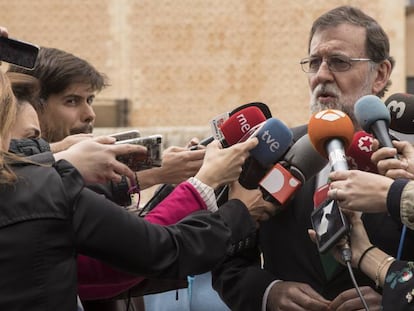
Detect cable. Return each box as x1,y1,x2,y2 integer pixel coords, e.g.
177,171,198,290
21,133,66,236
125,289,131,311
341,240,370,311
345,260,370,311
396,224,407,260
215,185,228,207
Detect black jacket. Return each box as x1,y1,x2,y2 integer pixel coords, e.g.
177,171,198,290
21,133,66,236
212,125,414,311
0,160,256,311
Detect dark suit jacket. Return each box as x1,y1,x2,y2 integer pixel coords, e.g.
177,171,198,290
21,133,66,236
212,125,414,311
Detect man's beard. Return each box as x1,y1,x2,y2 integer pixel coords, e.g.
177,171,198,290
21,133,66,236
42,123,93,143
70,124,94,135
309,81,372,129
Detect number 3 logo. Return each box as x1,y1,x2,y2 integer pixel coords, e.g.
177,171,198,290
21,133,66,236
386,100,406,119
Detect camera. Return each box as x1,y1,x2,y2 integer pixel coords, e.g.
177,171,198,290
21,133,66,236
115,135,162,171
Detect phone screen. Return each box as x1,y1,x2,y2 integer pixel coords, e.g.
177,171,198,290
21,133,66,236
0,37,39,69
310,198,349,254
115,135,162,171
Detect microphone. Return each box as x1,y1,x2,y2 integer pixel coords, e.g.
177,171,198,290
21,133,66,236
142,105,269,214
308,109,353,256
259,134,328,205
189,136,215,150
354,95,394,150
210,102,272,142
383,93,414,143
345,131,377,173
238,118,293,189
219,106,266,147
308,109,354,171
384,93,414,134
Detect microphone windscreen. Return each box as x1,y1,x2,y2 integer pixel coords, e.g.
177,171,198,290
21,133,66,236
283,134,329,183
354,95,390,133
384,93,414,134
345,131,377,173
308,109,354,158
220,106,266,146
249,117,293,167
230,102,273,119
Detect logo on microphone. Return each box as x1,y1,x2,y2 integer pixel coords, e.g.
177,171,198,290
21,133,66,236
314,109,347,122
357,135,373,153
237,122,265,143
386,99,406,119
236,113,252,133
259,130,281,152
260,164,301,204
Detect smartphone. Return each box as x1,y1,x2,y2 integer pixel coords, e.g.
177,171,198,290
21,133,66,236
0,37,39,69
115,134,162,171
310,198,350,254
109,129,140,141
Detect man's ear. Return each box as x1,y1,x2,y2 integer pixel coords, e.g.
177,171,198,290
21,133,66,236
372,59,392,95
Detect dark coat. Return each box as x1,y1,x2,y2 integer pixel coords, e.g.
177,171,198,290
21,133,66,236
0,160,256,311
212,125,414,311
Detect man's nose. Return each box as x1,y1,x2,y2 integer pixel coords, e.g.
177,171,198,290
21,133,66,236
82,103,96,123
313,60,334,84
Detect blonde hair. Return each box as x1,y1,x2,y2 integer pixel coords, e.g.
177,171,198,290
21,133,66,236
0,71,19,184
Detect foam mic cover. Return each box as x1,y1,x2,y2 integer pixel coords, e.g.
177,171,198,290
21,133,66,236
354,95,393,149
308,109,354,158
220,106,266,147
384,93,414,134
282,134,329,183
239,118,293,189
249,118,293,167
345,131,377,173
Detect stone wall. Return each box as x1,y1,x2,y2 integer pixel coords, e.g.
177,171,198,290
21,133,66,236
0,0,406,143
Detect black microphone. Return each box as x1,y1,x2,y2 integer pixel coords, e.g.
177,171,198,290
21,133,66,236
384,93,414,134
259,134,328,205
383,93,414,143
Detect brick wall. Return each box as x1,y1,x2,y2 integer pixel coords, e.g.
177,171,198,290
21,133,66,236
0,0,405,142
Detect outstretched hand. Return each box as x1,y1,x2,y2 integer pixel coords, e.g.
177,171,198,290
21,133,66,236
328,170,392,213
195,138,258,189
371,139,414,179
308,211,371,268
55,136,147,184
228,181,278,224
50,133,94,153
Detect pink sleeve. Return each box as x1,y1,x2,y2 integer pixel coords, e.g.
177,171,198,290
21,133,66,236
145,181,207,225
78,181,206,300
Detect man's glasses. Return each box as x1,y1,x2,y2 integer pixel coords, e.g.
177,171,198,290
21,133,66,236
300,55,372,73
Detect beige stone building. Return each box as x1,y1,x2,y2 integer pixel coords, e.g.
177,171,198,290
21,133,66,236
0,0,408,145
